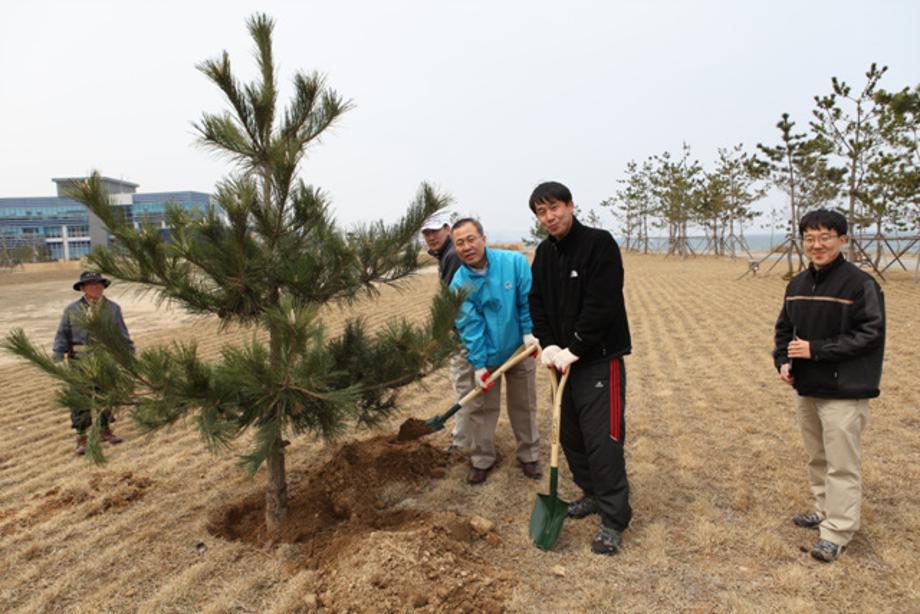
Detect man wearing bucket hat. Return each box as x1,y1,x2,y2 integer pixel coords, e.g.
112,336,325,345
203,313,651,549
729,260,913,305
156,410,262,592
421,208,471,453
53,271,135,455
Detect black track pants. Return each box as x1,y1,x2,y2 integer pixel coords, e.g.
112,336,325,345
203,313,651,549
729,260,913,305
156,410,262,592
560,356,632,531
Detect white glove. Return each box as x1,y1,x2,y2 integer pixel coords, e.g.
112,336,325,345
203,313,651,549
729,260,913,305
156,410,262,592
475,367,493,391
552,348,580,373
522,333,540,356
540,345,561,368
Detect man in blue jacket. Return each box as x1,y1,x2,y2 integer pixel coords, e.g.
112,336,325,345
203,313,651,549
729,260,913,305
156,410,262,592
449,218,540,485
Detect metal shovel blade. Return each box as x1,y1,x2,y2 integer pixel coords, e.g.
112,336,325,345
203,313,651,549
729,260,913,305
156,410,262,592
529,469,568,551
424,402,460,432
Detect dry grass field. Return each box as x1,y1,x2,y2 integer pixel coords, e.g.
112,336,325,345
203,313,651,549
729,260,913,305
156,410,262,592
1,254,918,613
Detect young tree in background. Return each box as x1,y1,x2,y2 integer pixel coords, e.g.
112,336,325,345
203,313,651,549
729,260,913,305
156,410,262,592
522,217,548,246
649,144,703,258
756,113,845,275
694,170,729,256
3,14,461,536
859,84,920,266
715,144,767,257
603,160,654,253
811,63,888,260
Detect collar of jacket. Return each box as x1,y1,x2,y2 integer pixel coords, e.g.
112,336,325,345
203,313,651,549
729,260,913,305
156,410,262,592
548,217,584,251
428,234,454,260
807,252,846,283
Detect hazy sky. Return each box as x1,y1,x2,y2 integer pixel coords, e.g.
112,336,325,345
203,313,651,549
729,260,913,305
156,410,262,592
2,1,918,241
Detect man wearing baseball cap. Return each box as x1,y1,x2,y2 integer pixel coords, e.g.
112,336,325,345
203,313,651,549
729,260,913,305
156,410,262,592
421,208,470,452
53,271,135,455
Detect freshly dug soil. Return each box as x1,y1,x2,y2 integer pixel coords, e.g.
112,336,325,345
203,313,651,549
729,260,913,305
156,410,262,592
396,417,435,441
206,433,515,611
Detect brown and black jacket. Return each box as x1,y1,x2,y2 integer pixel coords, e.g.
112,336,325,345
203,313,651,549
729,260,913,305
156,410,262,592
773,254,885,399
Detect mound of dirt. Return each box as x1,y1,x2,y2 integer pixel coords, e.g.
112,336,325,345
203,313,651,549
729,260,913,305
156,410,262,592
207,433,515,611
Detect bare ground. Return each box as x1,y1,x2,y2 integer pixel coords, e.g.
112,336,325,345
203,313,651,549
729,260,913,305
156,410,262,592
0,255,918,613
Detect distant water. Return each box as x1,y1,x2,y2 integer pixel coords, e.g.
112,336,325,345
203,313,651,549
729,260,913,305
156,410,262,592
610,234,780,252
609,233,919,254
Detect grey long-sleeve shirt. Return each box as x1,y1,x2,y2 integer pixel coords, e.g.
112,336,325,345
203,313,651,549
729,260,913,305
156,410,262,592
52,297,134,359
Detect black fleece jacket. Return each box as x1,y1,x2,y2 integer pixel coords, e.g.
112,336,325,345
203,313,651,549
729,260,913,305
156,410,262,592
529,218,631,364
773,254,885,399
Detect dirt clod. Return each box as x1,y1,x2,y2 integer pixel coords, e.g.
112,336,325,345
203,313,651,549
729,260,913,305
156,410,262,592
396,417,434,441
470,515,495,536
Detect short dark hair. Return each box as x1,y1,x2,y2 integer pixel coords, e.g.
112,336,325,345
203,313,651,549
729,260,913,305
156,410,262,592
528,181,573,213
799,209,847,237
451,217,484,236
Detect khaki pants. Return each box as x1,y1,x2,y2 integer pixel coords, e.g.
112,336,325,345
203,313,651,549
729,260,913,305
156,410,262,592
447,351,474,449
453,354,539,470
795,395,870,546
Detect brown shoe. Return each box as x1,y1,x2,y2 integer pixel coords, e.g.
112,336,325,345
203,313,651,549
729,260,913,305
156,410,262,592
521,461,542,480
467,465,493,485
75,435,88,456
101,428,123,445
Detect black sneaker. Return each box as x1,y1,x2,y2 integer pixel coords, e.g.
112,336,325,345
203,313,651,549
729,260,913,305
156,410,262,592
793,511,823,529
591,524,622,555
811,539,845,562
567,496,600,519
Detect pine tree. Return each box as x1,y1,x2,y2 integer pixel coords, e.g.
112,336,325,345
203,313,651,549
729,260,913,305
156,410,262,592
713,144,767,257
649,144,703,258
3,14,462,536
755,113,845,275
860,84,920,266
603,160,654,253
811,63,888,260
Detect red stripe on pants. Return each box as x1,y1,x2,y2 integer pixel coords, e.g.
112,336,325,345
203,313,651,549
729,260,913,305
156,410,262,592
610,359,621,442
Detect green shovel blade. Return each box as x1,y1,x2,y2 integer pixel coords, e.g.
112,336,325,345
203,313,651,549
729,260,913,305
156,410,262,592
529,467,568,550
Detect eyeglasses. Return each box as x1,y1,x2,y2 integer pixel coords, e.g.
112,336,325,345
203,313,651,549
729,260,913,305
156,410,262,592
803,233,840,246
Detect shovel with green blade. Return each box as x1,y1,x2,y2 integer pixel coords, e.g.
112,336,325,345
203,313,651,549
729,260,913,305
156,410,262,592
424,343,537,432
529,367,569,550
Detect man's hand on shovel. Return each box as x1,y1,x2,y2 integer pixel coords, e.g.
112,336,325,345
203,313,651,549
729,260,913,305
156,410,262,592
552,348,579,373
540,345,561,367
523,333,541,358
475,368,494,391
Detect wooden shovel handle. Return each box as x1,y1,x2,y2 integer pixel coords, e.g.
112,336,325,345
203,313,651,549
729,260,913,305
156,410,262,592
549,369,569,470
456,343,538,406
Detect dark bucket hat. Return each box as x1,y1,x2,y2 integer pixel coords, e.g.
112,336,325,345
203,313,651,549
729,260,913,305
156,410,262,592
73,271,111,291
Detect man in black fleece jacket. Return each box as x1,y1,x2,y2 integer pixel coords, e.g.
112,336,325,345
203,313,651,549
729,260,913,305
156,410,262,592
528,181,632,555
773,209,885,563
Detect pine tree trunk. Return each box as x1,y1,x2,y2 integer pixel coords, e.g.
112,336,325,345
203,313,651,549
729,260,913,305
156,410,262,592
848,159,858,261
265,445,287,537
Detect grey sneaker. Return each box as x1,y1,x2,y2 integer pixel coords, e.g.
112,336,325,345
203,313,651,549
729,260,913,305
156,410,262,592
568,496,600,519
591,524,622,555
793,511,823,529
811,539,845,562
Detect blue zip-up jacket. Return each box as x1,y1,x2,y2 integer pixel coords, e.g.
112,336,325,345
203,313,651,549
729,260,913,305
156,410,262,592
449,248,533,369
